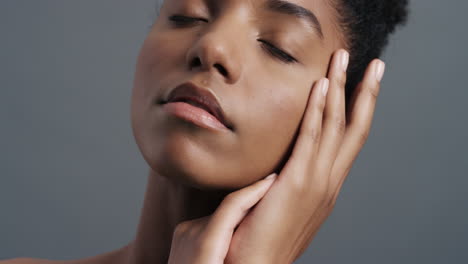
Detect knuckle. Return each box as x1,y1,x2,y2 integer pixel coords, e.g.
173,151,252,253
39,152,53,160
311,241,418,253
334,72,347,88
309,128,321,144
303,124,321,144
315,95,326,110
367,83,380,100
333,115,346,134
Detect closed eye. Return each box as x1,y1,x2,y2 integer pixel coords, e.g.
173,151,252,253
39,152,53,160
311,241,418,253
168,15,208,27
258,39,297,64
168,15,298,64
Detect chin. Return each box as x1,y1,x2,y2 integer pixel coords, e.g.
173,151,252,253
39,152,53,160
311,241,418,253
131,101,267,191
135,128,240,191
153,156,240,192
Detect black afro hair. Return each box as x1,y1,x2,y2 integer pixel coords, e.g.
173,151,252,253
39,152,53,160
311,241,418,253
333,0,409,104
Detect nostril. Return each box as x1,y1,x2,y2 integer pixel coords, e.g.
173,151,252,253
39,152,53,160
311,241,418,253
214,63,228,77
190,57,202,69
189,57,228,78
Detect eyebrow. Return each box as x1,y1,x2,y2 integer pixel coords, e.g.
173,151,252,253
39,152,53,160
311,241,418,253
264,0,324,40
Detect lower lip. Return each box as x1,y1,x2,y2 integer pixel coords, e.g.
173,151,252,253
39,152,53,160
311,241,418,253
161,102,230,132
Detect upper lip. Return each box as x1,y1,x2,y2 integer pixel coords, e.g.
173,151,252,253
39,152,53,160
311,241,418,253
161,82,232,130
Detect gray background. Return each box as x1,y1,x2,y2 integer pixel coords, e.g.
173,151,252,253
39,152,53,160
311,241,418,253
1,1,467,263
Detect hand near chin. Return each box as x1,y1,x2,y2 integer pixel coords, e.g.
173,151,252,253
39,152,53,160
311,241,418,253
167,172,278,264
167,49,385,264
224,49,386,264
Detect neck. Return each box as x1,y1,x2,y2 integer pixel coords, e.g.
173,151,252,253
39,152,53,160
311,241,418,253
124,168,230,264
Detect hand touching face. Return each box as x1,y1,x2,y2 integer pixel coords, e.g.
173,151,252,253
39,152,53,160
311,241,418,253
224,50,386,264
131,0,346,190
166,49,386,264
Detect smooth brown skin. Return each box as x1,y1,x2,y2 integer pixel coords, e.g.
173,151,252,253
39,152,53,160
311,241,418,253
131,0,344,191
1,0,386,263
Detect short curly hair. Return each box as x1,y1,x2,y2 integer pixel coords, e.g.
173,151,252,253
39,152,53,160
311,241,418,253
333,0,409,104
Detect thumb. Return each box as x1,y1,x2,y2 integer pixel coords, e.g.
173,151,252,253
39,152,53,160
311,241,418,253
203,173,277,253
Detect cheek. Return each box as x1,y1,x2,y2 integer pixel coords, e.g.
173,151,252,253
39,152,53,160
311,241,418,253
130,32,186,170
235,72,311,178
134,32,183,91
131,30,188,131
129,24,321,189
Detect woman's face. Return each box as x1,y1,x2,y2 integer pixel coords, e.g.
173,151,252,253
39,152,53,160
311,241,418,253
131,0,344,190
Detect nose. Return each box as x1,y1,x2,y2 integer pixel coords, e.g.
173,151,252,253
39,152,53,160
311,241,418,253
185,24,242,84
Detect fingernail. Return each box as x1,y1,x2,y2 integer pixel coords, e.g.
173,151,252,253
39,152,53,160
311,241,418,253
375,60,385,82
265,173,277,180
341,50,349,72
321,78,330,97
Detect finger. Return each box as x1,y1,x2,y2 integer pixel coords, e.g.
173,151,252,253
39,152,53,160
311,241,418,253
204,173,278,245
329,59,385,193
316,49,349,174
282,78,329,176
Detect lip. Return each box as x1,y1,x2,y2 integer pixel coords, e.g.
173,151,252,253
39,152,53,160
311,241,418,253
160,82,233,131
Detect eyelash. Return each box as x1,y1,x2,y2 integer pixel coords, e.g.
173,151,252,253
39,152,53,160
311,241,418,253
168,15,298,64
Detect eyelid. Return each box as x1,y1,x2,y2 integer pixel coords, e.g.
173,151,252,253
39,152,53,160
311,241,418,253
168,14,208,24
168,14,298,64
258,39,297,63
